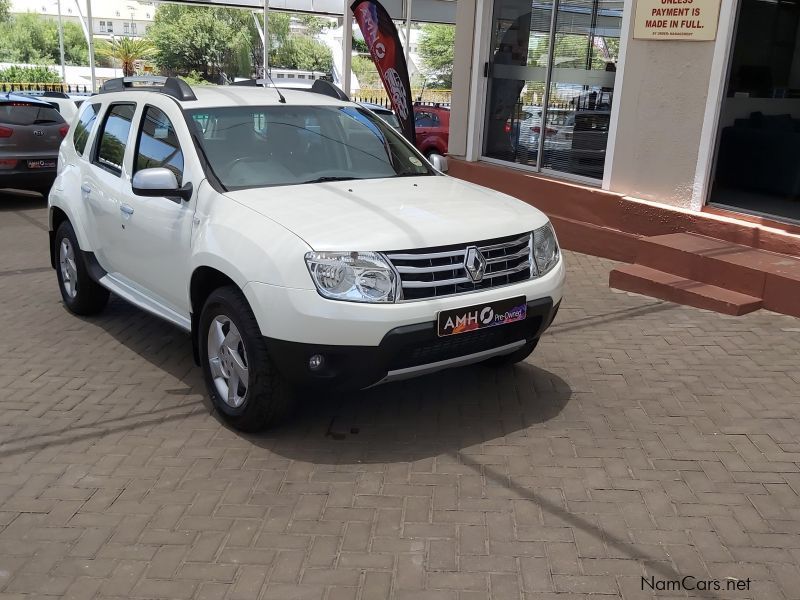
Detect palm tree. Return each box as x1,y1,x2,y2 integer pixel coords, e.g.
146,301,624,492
96,37,157,77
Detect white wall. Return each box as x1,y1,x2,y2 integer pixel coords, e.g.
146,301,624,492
605,30,718,209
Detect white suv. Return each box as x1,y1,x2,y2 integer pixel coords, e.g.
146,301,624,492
48,76,565,431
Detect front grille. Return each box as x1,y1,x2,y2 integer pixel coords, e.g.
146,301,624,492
386,233,534,301
386,316,542,371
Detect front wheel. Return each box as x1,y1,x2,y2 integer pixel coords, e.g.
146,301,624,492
55,221,109,315
483,339,539,367
199,286,296,432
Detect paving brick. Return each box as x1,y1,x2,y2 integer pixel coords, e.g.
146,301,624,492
3,206,800,600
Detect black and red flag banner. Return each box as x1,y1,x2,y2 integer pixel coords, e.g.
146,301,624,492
351,0,416,145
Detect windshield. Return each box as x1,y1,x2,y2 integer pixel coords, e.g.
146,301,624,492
187,105,433,190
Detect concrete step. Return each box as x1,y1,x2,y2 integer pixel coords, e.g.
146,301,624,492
609,264,763,316
633,233,800,317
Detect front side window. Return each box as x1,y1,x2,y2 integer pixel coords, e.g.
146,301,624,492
187,105,433,190
134,105,184,184
73,103,100,156
95,103,135,175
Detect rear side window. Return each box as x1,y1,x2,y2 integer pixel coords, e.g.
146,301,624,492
0,103,64,126
95,103,135,175
134,106,184,184
73,103,100,156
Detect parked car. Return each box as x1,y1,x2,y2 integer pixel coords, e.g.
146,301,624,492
18,91,78,123
567,110,611,179
49,76,565,432
359,101,401,130
414,103,449,158
1,92,69,196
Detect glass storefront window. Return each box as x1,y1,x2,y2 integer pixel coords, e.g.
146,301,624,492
483,0,623,181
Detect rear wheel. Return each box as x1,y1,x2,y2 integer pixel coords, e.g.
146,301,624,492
483,339,539,367
55,221,109,315
199,286,296,432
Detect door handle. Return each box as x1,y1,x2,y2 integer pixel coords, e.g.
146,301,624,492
80,183,92,194
120,204,134,215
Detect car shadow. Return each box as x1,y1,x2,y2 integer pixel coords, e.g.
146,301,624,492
252,360,572,464
43,294,572,466
0,189,47,210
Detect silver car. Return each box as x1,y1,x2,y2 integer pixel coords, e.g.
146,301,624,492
0,93,68,196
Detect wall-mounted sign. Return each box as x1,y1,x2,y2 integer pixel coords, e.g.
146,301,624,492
634,0,721,41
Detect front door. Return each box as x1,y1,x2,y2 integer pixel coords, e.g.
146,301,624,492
117,104,195,315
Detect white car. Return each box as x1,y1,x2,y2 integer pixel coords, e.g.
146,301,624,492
48,76,565,431
19,91,78,123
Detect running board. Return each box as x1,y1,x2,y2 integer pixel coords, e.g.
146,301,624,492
99,274,191,332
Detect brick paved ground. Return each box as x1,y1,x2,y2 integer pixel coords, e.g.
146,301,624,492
1,192,800,600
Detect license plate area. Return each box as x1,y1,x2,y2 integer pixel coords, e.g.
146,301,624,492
27,159,56,169
437,296,527,337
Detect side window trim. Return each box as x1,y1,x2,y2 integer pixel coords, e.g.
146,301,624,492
92,101,136,177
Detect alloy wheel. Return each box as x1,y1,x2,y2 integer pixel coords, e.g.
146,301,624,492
59,238,78,299
207,315,250,408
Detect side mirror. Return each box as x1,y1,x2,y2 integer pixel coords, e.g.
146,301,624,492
132,167,192,202
430,154,448,173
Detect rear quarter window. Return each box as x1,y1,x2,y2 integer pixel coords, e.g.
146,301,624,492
73,103,100,156
0,103,65,126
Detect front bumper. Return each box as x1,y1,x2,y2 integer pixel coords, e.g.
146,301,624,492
266,297,560,391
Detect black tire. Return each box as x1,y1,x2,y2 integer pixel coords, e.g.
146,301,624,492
483,338,539,367
55,220,109,315
199,286,296,432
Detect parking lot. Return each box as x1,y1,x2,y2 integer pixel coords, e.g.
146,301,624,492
1,193,800,599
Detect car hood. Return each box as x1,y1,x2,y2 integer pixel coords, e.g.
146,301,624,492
223,176,549,251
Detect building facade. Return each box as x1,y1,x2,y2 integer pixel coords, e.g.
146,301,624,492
11,0,155,39
448,0,800,226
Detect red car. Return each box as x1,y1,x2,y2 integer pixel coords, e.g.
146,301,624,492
413,103,449,158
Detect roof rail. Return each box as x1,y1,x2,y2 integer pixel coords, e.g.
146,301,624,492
229,78,349,102
99,76,197,101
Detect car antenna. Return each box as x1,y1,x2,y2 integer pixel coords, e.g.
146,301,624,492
261,69,286,104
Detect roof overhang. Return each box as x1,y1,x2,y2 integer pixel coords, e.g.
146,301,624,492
166,0,456,24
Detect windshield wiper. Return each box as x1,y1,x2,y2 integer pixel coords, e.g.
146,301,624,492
302,176,359,184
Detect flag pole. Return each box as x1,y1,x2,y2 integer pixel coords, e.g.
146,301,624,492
56,0,66,84
342,0,352,95
86,0,96,92
404,0,412,64
262,0,269,87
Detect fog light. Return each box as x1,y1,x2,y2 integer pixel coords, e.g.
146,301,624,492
308,354,324,371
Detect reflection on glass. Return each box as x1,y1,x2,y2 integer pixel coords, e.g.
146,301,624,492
483,0,622,181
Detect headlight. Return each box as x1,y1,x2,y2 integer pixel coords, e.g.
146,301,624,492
533,222,559,276
305,251,398,303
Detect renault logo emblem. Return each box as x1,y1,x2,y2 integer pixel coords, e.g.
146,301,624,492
464,246,487,282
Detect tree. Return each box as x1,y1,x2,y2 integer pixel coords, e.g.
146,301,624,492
351,55,380,88
0,65,61,83
418,24,455,88
0,13,87,65
96,37,156,76
272,36,332,72
147,4,255,80
0,0,10,23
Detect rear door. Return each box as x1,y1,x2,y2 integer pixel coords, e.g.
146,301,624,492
83,102,137,274
0,101,66,169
